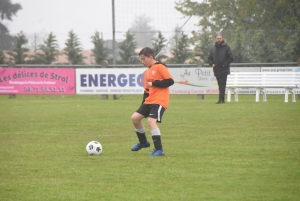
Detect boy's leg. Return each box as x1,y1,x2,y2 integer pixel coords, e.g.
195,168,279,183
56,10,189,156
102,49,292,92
135,127,147,144
131,112,150,151
132,112,147,143
148,117,165,156
151,127,162,150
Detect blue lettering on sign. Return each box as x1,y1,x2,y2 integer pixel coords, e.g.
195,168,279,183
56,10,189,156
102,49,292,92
137,74,143,87
80,73,144,87
129,74,135,86
100,74,106,86
89,74,98,86
108,74,116,86
118,74,127,87
81,74,87,87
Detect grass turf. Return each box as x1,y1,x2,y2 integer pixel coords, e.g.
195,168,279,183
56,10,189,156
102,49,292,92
0,94,299,201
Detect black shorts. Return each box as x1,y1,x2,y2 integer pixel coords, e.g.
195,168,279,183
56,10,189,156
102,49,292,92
136,104,166,123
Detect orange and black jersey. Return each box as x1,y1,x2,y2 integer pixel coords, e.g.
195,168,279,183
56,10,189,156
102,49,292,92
142,62,174,109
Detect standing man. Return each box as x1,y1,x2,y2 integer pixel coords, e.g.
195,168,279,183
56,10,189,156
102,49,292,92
208,34,233,104
131,47,174,156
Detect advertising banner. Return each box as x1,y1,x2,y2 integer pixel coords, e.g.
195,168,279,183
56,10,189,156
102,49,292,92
76,67,260,95
2,67,297,95
76,68,145,94
170,67,260,94
261,66,300,73
76,68,217,95
261,67,300,94
169,68,217,94
0,68,75,94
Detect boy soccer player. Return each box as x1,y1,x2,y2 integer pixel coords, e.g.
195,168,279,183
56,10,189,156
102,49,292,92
131,47,174,156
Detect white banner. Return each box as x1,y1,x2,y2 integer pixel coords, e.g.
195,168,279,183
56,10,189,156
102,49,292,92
170,68,217,94
76,68,220,94
76,68,145,94
261,67,300,72
170,67,262,94
76,68,220,95
261,67,300,94
75,67,299,94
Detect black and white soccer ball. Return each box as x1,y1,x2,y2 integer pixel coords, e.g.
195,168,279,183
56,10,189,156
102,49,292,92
86,141,102,155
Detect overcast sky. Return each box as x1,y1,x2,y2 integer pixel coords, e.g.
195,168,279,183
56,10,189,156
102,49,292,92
7,0,201,50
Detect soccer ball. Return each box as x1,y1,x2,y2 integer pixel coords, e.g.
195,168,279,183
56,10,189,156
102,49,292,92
86,141,102,155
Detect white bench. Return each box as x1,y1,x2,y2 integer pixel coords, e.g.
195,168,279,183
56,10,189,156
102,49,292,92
226,72,300,102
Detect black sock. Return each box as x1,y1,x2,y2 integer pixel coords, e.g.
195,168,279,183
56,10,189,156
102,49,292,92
136,132,147,144
152,135,163,150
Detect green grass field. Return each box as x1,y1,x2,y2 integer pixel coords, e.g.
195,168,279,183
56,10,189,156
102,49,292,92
0,94,299,201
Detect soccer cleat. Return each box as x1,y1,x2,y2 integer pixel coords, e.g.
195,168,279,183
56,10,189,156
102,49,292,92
149,149,165,156
131,141,150,151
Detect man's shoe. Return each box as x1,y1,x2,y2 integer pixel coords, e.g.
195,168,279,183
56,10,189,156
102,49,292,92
149,149,165,156
215,100,225,104
131,141,150,151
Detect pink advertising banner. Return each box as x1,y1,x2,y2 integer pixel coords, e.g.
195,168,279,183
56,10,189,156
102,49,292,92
0,68,75,94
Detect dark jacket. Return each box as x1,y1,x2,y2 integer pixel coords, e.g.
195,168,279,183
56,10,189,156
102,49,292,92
208,40,233,77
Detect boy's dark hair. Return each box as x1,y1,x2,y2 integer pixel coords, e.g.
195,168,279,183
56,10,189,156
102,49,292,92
139,47,155,59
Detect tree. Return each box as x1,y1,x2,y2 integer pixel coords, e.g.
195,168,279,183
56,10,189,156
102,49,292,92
168,32,191,64
63,30,84,65
254,0,300,30
190,31,214,63
26,32,48,51
7,31,28,64
175,0,300,62
168,25,183,52
129,15,156,48
0,49,6,64
250,32,283,62
175,0,300,32
151,31,168,62
117,30,138,64
28,32,60,64
284,27,300,61
91,31,109,64
230,31,251,63
0,0,22,50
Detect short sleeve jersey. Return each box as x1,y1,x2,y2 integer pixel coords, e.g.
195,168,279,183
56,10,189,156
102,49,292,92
144,63,173,109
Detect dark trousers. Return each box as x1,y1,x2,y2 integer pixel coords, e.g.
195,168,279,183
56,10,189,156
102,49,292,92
216,75,227,96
